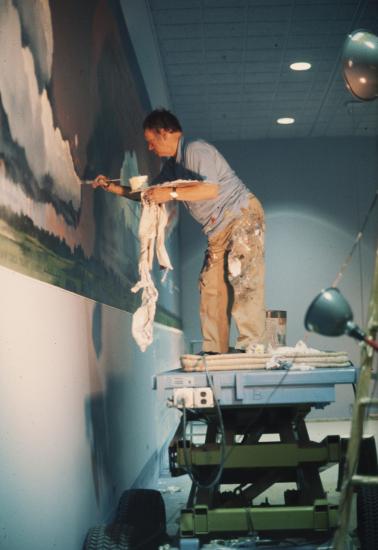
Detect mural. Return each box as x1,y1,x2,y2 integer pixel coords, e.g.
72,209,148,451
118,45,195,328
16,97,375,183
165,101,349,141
0,0,181,328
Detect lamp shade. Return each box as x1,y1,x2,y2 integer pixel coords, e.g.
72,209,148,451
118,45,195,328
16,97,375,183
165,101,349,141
304,287,353,336
342,30,378,101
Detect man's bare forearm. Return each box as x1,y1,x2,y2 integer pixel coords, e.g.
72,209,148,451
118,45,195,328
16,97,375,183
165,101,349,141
107,182,141,201
92,176,141,201
144,183,218,204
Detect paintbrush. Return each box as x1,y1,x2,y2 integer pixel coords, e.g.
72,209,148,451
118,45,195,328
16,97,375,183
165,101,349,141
81,178,122,185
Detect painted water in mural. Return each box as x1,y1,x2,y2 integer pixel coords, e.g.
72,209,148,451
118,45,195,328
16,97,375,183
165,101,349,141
0,0,181,328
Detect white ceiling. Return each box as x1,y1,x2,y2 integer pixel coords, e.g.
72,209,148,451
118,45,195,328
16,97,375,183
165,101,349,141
146,0,378,141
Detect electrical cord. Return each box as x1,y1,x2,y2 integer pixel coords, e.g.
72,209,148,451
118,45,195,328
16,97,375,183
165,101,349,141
332,189,377,288
180,351,298,492
181,354,294,491
181,354,227,489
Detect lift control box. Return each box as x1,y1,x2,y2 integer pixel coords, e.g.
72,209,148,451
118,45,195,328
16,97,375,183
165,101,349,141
173,387,214,408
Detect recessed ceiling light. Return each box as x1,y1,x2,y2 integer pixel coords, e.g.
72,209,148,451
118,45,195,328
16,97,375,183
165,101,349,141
277,117,295,125
290,62,311,71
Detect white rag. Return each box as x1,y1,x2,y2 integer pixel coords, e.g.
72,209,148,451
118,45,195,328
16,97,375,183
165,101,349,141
131,195,173,351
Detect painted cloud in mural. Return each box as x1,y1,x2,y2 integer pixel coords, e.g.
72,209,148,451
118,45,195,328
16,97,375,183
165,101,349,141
13,0,53,87
0,0,81,209
0,0,181,325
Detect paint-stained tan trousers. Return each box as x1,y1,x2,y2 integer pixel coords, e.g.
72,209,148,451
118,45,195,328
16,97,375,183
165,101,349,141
199,195,265,353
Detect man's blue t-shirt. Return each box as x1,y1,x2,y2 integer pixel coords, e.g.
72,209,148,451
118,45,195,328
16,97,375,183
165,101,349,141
152,136,252,237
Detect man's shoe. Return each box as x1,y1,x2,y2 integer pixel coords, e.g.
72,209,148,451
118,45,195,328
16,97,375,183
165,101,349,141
228,347,245,354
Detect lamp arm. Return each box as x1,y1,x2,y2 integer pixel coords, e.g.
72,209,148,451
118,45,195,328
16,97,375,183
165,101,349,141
345,321,378,350
345,321,366,341
364,337,378,351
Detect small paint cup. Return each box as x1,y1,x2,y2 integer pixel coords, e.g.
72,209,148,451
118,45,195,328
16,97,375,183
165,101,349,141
129,175,148,191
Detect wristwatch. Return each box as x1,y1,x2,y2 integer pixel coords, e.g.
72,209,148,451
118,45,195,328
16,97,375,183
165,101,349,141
170,187,178,199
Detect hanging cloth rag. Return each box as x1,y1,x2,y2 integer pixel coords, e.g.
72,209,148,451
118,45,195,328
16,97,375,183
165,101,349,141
131,194,173,351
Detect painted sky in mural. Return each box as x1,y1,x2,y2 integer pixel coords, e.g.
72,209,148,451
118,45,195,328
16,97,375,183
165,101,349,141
0,0,180,327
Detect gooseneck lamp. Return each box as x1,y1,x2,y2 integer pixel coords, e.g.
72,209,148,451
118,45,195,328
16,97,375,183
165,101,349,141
304,287,378,351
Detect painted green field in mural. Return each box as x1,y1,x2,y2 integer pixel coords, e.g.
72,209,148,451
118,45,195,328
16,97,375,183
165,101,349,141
0,219,181,329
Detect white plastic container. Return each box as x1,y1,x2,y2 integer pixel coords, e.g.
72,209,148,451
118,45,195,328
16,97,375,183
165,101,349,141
266,310,287,348
129,175,148,191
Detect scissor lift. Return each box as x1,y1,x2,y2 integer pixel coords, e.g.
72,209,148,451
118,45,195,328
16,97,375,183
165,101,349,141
153,366,365,549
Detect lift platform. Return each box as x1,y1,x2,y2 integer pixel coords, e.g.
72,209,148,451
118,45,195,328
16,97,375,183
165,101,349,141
153,365,360,550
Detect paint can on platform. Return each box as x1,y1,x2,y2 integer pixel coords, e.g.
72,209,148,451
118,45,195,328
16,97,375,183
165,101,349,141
266,310,287,348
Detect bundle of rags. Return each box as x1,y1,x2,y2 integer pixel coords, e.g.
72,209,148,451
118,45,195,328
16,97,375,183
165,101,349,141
131,193,172,351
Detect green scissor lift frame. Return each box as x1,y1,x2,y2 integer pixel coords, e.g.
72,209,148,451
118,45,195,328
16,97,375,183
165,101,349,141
168,402,364,547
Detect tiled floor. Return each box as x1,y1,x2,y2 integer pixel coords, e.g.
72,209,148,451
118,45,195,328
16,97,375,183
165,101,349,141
157,418,378,549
